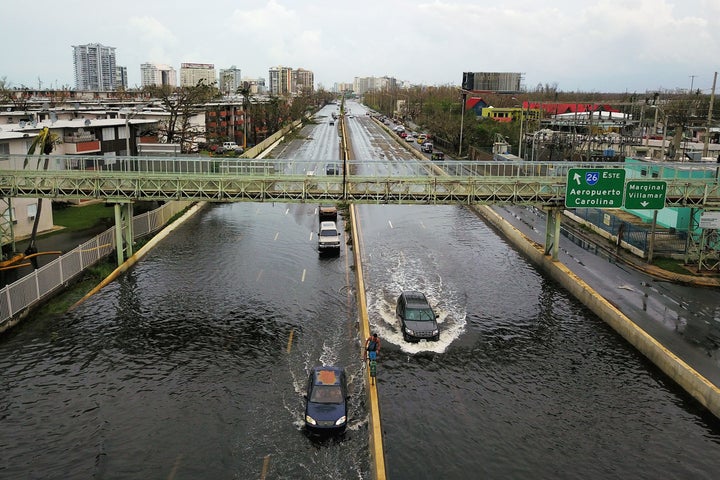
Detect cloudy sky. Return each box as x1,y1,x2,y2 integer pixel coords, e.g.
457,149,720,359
2,0,719,93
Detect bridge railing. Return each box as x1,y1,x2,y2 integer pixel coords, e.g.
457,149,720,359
0,201,192,330
4,154,720,181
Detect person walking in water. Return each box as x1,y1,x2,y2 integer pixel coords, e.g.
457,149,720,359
364,333,380,361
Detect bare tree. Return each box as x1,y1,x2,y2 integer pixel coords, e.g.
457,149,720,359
143,80,221,151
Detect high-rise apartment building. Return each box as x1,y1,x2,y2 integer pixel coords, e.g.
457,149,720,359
241,77,267,95
295,68,314,93
72,43,117,91
219,66,242,95
353,76,397,95
180,63,216,87
116,66,128,89
141,63,177,87
268,66,294,96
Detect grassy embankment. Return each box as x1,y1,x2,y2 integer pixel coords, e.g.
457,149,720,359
31,204,117,315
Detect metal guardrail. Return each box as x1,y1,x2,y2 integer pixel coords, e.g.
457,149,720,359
0,201,192,330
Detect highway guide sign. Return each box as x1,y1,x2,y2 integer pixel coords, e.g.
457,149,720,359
699,212,720,229
624,180,667,210
565,168,626,208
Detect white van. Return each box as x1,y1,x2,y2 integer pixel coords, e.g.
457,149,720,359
222,142,244,153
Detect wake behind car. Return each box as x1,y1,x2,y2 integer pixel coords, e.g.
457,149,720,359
304,366,349,435
396,291,440,342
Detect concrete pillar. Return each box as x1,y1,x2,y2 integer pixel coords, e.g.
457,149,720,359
113,202,134,265
544,207,562,260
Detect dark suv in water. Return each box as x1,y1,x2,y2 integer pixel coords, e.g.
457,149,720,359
396,291,440,342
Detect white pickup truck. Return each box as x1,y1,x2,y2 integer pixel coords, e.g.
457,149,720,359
318,220,341,254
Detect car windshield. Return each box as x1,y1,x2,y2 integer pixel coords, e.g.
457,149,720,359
310,385,344,404
405,307,435,321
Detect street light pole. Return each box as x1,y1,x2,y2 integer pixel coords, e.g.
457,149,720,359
125,115,131,156
459,91,467,157
518,104,524,159
703,71,717,158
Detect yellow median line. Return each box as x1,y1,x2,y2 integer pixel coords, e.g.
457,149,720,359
350,203,387,480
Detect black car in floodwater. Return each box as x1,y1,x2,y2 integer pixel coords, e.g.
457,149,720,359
304,366,349,435
396,291,440,342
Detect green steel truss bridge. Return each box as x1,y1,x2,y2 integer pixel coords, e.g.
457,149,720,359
2,155,719,205
1,155,719,267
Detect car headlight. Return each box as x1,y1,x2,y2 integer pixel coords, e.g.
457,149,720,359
433,329,439,335
335,415,347,426
305,415,317,426
405,327,415,335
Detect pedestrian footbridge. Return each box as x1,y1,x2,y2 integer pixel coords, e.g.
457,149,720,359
1,155,719,207
1,155,719,265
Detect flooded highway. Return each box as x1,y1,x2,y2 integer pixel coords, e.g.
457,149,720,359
1,102,719,479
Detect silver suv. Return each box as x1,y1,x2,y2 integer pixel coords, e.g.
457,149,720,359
396,291,440,342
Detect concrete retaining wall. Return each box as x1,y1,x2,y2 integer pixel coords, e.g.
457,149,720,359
473,204,720,419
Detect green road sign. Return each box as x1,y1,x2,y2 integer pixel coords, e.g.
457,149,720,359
624,180,667,210
565,168,626,208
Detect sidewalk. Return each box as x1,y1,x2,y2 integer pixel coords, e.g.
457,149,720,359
560,211,720,288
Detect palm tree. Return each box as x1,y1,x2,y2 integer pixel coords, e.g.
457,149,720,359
23,126,59,261
236,82,252,149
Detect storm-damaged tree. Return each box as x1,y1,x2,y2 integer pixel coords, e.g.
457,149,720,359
0,77,32,120
236,82,252,149
143,80,221,153
23,126,61,264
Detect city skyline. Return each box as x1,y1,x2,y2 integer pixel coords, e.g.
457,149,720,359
2,0,719,93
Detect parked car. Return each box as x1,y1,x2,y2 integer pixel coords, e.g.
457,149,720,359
304,366,349,435
396,291,440,342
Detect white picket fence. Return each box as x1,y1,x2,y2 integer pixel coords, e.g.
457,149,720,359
0,201,193,329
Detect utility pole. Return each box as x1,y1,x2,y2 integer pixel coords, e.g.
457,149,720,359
690,75,698,93
703,71,717,158
459,90,467,157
